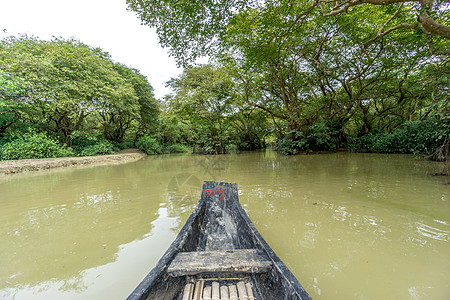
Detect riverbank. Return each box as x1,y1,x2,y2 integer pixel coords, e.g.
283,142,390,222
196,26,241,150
0,149,146,175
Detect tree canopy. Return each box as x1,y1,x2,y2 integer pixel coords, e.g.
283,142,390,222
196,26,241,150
1,3,448,161
127,0,449,65
127,0,449,160
0,36,158,158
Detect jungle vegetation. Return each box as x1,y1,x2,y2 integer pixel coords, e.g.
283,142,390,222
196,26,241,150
1,0,449,160
0,36,159,159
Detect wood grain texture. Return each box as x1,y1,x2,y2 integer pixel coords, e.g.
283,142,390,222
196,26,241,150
168,249,272,277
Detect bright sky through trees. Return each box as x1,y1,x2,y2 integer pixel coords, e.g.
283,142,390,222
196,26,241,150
0,0,181,99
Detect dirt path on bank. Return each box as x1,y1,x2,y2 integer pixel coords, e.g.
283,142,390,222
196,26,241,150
0,149,147,175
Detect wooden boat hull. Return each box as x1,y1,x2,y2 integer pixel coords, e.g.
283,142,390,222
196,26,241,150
127,181,311,300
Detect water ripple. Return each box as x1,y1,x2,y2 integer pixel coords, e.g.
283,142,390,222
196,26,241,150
416,222,449,242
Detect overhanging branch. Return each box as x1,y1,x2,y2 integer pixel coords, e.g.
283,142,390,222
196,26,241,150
319,0,450,39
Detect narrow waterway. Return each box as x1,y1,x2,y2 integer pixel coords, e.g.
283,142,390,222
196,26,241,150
0,151,449,299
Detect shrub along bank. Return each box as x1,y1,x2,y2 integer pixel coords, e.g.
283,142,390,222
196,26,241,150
273,119,448,160
348,119,447,157
0,130,120,160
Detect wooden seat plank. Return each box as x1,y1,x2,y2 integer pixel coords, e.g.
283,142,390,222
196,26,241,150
167,249,272,277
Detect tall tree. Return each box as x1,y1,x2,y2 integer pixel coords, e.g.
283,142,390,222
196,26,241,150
0,36,157,146
165,64,236,153
129,0,448,156
98,63,158,143
223,2,434,138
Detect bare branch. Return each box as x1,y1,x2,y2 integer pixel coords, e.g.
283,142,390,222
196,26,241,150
418,9,450,39
365,22,418,44
378,4,403,35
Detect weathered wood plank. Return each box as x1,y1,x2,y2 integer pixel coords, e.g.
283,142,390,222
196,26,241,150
236,281,248,300
203,286,212,300
212,281,220,300
182,283,194,300
198,182,239,251
229,285,238,300
193,280,204,300
220,285,230,300
167,249,272,277
245,282,255,300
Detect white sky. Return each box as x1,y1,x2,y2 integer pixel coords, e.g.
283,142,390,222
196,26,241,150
0,0,181,99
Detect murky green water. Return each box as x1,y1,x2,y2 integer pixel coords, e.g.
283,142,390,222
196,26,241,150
0,151,449,299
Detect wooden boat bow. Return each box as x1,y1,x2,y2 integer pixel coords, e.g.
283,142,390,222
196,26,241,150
127,181,312,300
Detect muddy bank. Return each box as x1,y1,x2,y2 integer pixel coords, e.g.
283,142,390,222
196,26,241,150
0,149,146,175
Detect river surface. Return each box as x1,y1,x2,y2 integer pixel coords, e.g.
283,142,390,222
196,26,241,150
0,151,449,300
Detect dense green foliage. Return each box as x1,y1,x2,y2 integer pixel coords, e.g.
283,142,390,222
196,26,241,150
0,130,73,160
136,135,191,155
161,64,270,154
1,3,449,162
136,135,165,155
73,139,118,157
128,0,449,161
0,36,159,160
0,70,29,136
127,0,450,65
348,120,446,154
275,124,337,155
